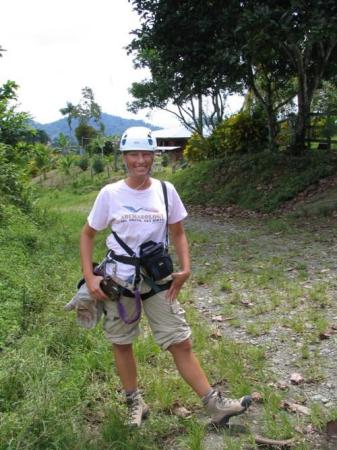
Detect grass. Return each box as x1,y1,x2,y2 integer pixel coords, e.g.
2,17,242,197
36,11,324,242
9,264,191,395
1,168,337,448
169,150,337,212
0,185,260,449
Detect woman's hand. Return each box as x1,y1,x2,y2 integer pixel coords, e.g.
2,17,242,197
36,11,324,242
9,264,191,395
86,275,108,301
166,270,190,302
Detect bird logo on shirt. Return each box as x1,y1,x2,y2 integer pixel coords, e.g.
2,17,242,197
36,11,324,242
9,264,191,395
123,206,159,213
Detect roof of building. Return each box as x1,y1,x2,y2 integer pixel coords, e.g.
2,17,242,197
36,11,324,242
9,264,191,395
156,146,181,151
152,126,192,139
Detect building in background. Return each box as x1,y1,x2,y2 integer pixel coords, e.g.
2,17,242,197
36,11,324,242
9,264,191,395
153,127,192,165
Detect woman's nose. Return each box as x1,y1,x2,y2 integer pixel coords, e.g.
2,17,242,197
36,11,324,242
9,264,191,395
136,153,145,162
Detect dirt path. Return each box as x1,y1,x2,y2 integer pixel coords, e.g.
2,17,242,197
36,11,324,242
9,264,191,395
184,211,337,449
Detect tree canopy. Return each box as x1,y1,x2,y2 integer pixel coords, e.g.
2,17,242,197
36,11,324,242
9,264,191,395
0,81,33,146
129,0,337,151
60,87,104,137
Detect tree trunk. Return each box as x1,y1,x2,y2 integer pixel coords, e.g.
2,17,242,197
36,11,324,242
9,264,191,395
198,93,203,137
293,83,315,154
266,108,278,152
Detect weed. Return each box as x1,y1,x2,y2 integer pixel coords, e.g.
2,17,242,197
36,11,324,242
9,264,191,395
308,283,330,307
300,343,310,360
219,273,232,292
265,218,291,233
246,321,271,336
184,420,206,450
193,268,214,285
310,402,328,431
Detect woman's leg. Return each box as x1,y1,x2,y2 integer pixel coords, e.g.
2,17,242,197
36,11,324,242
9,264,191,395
113,343,137,391
112,343,149,427
168,338,211,398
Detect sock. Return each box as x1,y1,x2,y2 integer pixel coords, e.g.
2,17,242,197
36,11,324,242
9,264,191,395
125,389,139,401
201,388,216,405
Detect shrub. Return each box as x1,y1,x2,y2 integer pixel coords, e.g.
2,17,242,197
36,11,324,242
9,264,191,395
209,112,268,156
92,157,105,174
0,144,31,212
183,133,211,162
77,156,89,172
161,153,169,167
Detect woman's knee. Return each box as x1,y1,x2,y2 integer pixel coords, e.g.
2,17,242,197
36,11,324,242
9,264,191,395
168,338,192,354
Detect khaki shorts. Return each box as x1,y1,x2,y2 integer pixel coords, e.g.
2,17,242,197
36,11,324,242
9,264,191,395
103,283,191,350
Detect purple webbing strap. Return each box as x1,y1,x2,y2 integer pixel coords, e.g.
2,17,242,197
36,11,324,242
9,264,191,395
117,288,142,324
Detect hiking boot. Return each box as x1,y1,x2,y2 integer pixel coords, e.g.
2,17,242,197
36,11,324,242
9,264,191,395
205,390,252,426
126,391,150,427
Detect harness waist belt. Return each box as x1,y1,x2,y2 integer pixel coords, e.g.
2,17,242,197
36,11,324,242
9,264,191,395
107,250,139,266
122,280,172,301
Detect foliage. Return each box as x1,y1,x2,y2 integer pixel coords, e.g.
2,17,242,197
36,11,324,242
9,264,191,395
54,132,71,153
75,123,98,149
0,144,31,212
0,80,34,145
129,0,337,151
183,133,212,162
92,156,105,174
312,81,337,115
31,143,53,180
24,128,50,145
209,112,269,156
161,153,169,167
60,87,104,149
168,150,337,212
77,155,90,171
60,87,102,130
57,154,76,176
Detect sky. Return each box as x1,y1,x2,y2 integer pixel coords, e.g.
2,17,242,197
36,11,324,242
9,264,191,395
0,0,242,129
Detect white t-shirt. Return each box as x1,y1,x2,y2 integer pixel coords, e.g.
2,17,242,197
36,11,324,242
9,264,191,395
87,178,187,280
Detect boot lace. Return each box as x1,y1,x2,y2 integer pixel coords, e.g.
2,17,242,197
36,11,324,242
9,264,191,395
215,392,238,407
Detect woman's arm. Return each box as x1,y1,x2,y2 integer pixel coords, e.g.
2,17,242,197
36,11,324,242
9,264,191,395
166,221,191,302
80,223,107,300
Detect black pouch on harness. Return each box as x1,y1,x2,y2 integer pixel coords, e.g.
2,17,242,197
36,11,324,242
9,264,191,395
139,240,173,281
93,262,121,302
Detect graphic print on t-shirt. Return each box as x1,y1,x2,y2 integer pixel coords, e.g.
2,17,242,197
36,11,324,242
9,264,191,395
118,205,164,224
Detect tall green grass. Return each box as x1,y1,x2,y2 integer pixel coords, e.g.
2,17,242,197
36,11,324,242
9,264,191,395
169,150,337,212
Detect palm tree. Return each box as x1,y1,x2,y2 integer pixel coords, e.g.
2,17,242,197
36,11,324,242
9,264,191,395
60,102,78,134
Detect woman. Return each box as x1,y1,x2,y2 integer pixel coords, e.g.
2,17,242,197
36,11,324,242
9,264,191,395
80,126,251,426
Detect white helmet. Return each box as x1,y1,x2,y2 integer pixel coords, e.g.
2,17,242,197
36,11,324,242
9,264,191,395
119,126,157,152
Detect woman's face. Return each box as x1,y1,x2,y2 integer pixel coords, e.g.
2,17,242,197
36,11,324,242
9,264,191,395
123,151,154,177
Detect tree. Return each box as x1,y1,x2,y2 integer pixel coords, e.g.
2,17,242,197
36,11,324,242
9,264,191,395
60,87,104,147
32,144,52,181
128,2,238,135
54,133,71,154
75,123,98,151
129,0,337,152
257,1,337,152
77,87,102,127
0,80,33,146
129,78,228,135
57,154,75,176
60,101,78,133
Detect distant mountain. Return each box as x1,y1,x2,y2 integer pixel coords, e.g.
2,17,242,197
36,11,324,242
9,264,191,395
31,113,159,141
